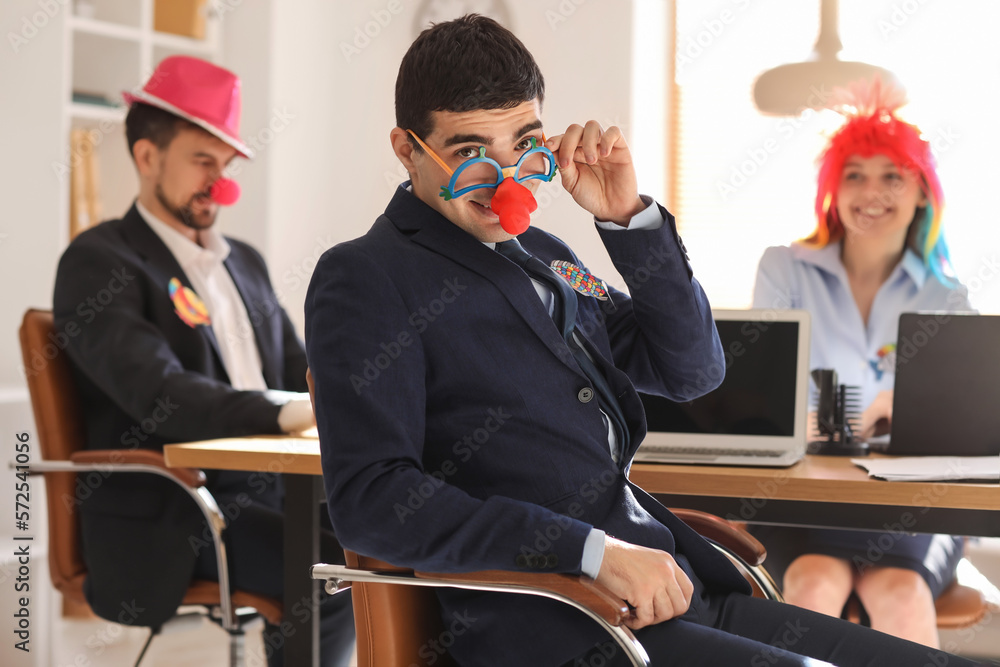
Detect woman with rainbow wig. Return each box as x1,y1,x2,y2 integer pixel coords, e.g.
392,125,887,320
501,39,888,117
751,79,973,648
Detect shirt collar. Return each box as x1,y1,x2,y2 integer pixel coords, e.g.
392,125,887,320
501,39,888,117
898,247,928,288
790,240,927,289
136,200,231,268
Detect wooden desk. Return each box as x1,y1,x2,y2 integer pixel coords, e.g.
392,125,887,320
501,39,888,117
630,456,1000,537
164,439,1000,665
165,434,325,667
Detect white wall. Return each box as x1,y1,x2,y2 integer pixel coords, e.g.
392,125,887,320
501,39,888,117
248,0,638,333
0,1,68,392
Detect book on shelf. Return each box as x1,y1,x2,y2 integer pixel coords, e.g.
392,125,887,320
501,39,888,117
71,91,120,108
154,0,208,40
69,128,103,239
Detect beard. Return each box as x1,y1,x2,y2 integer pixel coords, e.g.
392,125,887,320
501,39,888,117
155,183,217,231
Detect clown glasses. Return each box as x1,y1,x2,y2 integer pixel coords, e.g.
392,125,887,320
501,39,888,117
407,130,557,201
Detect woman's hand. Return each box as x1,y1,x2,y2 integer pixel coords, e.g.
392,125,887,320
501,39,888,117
860,390,893,439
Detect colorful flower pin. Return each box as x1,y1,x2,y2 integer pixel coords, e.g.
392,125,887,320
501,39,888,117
550,260,609,301
168,277,211,328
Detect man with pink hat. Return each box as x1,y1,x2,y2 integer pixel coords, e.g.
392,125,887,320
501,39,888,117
52,55,354,666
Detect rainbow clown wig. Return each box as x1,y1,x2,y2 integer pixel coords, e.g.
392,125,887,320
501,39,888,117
805,78,953,282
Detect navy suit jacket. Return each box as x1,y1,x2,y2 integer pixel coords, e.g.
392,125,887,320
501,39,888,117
305,186,749,665
53,205,307,627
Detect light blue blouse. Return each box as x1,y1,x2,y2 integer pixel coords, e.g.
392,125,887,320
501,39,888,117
752,242,973,411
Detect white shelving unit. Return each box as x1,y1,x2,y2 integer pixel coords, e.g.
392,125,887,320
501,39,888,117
63,0,222,233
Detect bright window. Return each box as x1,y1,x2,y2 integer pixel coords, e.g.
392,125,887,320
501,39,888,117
669,0,1000,313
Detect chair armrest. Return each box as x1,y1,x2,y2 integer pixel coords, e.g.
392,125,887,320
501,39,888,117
415,570,630,626
670,508,766,567
69,449,206,488
312,563,647,665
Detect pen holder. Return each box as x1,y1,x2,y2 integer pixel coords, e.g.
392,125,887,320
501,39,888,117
807,369,869,456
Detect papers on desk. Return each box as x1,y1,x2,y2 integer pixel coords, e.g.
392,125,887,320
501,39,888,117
852,456,1000,482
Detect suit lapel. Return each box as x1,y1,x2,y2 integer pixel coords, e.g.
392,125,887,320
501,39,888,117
120,205,225,364
224,249,280,388
386,187,585,375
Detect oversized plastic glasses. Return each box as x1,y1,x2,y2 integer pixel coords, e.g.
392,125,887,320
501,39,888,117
407,130,558,201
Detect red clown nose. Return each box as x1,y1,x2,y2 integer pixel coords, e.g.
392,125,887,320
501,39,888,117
210,177,241,206
490,178,537,235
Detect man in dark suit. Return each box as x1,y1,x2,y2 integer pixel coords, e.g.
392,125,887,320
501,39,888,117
52,56,353,667
305,16,982,667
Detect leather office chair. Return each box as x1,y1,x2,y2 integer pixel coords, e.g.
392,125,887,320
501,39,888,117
18,309,282,667
312,512,775,667
933,576,993,629
306,364,779,666
842,563,993,630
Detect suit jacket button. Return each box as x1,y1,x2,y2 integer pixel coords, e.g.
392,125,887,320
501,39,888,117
578,387,594,403
546,554,558,568
515,555,528,567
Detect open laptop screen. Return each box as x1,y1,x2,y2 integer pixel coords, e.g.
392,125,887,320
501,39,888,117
640,318,801,437
890,313,1000,456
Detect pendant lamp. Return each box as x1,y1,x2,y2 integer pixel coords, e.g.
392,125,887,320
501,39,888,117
752,0,903,116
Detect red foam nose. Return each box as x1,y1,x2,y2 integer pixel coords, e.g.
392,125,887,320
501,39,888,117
210,178,241,206
490,178,537,235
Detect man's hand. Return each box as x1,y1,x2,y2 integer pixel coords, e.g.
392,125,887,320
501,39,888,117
546,122,645,227
860,390,893,439
595,536,693,629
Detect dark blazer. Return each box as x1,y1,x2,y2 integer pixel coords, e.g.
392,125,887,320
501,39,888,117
305,185,750,666
53,204,307,627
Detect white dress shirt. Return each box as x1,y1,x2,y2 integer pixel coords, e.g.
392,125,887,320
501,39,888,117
753,242,973,409
137,201,313,432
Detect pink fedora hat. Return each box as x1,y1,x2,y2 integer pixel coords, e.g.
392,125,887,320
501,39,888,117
123,55,253,158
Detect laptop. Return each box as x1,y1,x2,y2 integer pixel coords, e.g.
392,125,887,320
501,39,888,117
633,309,811,467
888,313,1000,456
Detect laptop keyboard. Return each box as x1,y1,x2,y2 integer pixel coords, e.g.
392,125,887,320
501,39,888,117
640,445,788,458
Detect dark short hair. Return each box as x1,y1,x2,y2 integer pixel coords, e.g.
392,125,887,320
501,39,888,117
125,102,195,159
395,14,545,148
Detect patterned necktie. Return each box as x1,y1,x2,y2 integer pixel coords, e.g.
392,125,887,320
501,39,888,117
496,239,630,457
